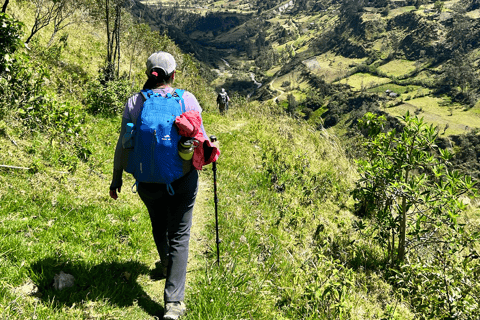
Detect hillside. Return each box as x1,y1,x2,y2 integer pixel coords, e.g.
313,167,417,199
133,0,480,178
1,0,480,319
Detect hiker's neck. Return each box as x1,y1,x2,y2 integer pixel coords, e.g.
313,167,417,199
155,83,171,89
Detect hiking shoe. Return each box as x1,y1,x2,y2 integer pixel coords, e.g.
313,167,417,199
164,301,186,320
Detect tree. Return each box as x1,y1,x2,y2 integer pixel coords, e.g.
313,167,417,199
442,51,479,107
103,0,123,81
46,0,80,47
287,93,297,114
26,0,76,44
339,0,365,23
353,112,476,265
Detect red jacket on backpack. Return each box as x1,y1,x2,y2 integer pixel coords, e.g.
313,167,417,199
175,111,220,170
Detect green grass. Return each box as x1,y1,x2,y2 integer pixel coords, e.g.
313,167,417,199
368,83,431,97
377,59,418,78
185,104,421,319
0,96,422,319
388,5,416,17
0,116,164,318
387,96,480,135
303,54,367,83
335,72,392,91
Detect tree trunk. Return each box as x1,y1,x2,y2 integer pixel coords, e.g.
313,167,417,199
2,0,9,13
398,195,406,262
398,168,410,263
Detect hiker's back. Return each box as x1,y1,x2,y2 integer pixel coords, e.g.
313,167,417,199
125,89,188,184
217,92,228,105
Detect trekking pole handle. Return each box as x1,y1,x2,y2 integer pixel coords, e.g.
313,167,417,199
210,135,217,143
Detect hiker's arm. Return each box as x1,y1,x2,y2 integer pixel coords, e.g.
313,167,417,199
110,117,128,199
200,117,209,141
183,91,209,139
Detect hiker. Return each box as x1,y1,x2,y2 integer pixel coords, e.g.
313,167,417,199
109,51,219,320
216,88,230,114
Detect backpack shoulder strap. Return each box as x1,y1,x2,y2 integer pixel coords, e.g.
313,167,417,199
140,89,154,101
173,88,186,113
138,89,154,124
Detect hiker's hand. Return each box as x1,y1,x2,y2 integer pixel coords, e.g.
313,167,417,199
110,187,121,200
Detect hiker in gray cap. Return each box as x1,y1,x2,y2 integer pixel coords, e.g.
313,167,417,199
109,51,210,320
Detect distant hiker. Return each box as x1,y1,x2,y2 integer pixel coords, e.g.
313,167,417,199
109,51,219,320
216,88,230,114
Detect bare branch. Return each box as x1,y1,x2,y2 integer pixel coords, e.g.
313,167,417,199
47,0,80,47
26,0,64,44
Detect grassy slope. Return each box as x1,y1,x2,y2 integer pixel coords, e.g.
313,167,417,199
186,105,416,320
1,95,420,319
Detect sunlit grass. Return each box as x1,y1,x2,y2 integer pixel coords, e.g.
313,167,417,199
377,59,418,78
387,96,480,135
388,5,416,17
335,72,391,90
303,53,367,83
466,8,480,18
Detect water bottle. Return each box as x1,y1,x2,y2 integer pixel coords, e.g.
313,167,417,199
122,123,135,149
178,138,195,161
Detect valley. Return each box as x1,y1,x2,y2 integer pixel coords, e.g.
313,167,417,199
134,0,480,140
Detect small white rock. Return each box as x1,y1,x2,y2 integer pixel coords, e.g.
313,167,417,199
53,271,75,291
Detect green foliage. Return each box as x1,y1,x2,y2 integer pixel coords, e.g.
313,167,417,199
434,0,444,13
301,256,355,319
391,253,480,320
0,21,90,172
84,79,133,116
0,173,158,319
353,111,479,319
354,111,476,263
0,12,24,73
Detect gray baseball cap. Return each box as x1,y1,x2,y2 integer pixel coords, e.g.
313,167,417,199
146,51,176,75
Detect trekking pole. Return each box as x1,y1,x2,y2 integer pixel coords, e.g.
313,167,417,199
210,135,221,265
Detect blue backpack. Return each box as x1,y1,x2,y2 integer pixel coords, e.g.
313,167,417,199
125,88,189,194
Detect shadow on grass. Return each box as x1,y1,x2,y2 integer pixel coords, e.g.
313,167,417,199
29,257,163,317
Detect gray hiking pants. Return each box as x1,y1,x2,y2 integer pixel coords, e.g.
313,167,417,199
137,169,198,303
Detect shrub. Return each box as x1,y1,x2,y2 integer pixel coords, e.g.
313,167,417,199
0,12,24,74
84,79,133,116
353,111,476,264
353,111,480,318
391,253,480,319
